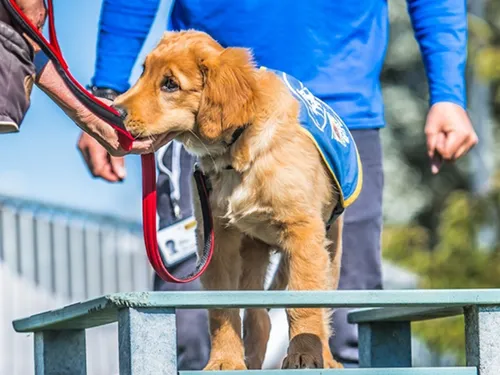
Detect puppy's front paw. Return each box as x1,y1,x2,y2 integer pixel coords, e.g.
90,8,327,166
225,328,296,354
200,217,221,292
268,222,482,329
282,353,323,369
323,347,344,368
204,359,247,371
324,358,344,369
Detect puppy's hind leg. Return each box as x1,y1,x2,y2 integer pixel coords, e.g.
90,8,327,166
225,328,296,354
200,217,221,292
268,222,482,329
239,236,272,369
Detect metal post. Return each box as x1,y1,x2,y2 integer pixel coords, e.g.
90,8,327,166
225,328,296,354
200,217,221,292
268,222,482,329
358,321,412,367
465,306,500,375
118,307,177,375
34,330,87,375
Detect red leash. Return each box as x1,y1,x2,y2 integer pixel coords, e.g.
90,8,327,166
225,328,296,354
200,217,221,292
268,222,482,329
3,0,214,283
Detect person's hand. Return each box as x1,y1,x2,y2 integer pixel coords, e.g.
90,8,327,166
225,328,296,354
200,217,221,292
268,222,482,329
77,128,176,182
34,61,153,155
74,101,154,157
76,106,175,157
77,130,176,182
424,102,478,174
77,132,126,182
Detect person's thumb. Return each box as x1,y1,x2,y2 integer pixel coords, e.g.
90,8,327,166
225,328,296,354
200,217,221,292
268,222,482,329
110,156,126,180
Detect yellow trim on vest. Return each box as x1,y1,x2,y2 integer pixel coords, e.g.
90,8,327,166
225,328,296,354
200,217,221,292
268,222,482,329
298,127,343,206
299,127,362,209
343,145,363,208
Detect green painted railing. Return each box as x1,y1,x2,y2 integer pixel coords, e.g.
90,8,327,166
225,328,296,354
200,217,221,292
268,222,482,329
13,289,500,375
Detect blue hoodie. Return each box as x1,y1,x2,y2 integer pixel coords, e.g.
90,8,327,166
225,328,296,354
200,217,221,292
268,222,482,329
92,0,467,130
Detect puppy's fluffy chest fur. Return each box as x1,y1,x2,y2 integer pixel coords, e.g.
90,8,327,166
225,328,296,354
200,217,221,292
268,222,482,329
204,167,281,246
192,115,336,247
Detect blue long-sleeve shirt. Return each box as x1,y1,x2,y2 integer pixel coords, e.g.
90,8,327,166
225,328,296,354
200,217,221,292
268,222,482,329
92,0,467,130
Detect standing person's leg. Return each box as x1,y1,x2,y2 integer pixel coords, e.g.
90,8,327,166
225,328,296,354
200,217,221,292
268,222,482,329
153,261,210,371
153,143,210,370
329,129,384,366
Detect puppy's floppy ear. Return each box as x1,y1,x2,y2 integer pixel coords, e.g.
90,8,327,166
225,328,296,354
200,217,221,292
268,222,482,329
197,48,257,141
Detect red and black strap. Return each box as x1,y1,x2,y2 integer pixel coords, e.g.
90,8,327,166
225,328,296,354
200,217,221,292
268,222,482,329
142,157,215,283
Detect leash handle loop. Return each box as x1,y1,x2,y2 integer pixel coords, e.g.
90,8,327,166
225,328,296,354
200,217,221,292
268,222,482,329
142,156,215,283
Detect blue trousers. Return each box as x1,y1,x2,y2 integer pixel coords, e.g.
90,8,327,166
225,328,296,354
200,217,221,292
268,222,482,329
329,129,384,365
154,128,383,368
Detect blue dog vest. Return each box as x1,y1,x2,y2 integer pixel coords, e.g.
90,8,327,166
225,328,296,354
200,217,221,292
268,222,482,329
261,67,363,213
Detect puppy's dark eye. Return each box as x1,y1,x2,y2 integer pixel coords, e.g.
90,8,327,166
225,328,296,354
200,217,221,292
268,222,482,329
161,77,179,92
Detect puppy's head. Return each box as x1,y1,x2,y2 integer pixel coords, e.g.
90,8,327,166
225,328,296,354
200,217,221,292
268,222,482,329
114,30,258,154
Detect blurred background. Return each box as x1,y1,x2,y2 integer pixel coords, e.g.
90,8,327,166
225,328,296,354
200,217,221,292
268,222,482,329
1,0,500,373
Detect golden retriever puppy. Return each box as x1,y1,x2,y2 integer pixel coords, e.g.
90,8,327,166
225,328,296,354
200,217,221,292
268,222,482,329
115,30,362,370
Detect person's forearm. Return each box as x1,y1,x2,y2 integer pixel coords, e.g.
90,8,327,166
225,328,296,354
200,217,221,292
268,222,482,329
92,0,161,93
407,0,467,108
35,61,121,150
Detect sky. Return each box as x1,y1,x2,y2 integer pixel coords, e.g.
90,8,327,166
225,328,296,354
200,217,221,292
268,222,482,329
0,0,171,221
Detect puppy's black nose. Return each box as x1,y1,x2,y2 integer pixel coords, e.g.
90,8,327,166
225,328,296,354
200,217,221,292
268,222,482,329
112,105,128,120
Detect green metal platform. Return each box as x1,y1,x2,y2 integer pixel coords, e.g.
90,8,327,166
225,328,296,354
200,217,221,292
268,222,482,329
12,289,500,375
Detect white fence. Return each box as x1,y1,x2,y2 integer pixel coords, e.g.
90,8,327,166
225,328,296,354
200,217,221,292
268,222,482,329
0,195,152,375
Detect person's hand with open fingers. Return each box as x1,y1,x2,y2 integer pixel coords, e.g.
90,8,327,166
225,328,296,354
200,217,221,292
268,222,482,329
77,129,175,183
78,132,126,183
32,62,154,155
73,96,153,157
425,102,478,174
